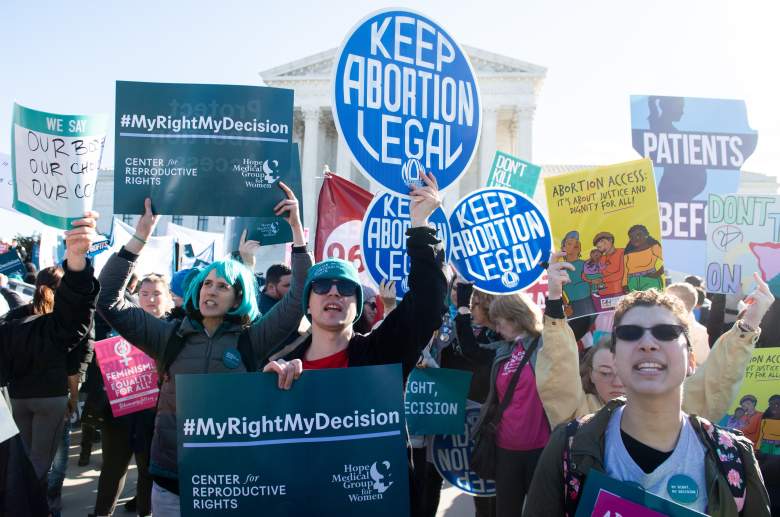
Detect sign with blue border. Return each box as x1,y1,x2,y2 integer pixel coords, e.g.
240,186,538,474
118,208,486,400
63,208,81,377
448,187,551,294
332,9,481,195
361,192,451,299
430,403,495,497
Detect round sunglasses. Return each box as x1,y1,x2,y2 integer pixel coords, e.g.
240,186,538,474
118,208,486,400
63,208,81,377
311,279,358,297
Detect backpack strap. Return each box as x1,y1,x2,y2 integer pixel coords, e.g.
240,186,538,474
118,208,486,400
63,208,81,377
562,418,585,517
156,320,186,385
236,330,257,373
693,416,747,513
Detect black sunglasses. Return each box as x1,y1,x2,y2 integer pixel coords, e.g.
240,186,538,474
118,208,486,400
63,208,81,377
364,301,377,310
614,324,686,342
311,279,358,297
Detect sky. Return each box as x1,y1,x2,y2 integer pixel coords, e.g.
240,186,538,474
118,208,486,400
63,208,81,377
1,0,778,237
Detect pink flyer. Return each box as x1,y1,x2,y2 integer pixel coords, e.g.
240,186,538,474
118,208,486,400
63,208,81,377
94,336,159,417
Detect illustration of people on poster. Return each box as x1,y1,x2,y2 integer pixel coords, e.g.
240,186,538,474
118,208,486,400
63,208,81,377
544,158,664,318
719,348,780,455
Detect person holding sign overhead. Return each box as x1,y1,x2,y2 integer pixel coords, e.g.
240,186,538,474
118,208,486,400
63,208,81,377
264,172,447,517
524,272,773,516
96,182,311,516
0,210,100,513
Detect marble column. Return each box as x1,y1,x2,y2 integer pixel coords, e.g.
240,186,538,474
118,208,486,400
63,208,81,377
513,107,535,161
301,106,320,233
479,106,499,186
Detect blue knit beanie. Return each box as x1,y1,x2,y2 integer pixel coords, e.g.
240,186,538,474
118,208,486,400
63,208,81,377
302,258,363,322
171,268,199,298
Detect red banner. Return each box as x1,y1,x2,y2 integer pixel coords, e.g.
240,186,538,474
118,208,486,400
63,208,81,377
314,172,374,285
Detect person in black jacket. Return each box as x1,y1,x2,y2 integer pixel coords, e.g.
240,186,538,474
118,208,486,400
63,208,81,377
268,171,446,382
266,172,447,517
0,210,100,512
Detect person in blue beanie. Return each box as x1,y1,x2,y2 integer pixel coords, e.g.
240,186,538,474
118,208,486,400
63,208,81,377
265,170,447,387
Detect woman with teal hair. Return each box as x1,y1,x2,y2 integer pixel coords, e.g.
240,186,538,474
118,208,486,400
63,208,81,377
97,185,312,516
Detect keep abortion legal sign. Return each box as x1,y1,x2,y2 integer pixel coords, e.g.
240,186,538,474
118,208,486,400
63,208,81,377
361,192,451,299
449,187,552,294
332,9,481,195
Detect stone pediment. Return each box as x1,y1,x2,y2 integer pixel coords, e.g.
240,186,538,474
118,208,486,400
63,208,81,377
260,46,546,82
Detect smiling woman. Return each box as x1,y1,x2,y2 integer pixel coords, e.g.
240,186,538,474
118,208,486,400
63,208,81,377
524,253,775,517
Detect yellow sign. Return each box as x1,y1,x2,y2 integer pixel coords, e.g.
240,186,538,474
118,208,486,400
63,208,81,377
543,158,664,318
721,348,780,455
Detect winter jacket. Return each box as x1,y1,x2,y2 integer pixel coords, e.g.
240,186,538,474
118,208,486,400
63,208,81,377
453,314,502,403
97,247,311,483
0,288,25,313
281,227,446,379
535,299,762,428
0,263,99,398
522,399,771,517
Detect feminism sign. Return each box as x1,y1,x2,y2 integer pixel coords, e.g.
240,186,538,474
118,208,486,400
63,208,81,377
332,9,481,195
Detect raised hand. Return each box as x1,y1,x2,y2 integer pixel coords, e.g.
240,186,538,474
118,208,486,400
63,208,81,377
274,182,305,246
409,171,442,228
547,251,575,301
742,272,775,330
64,210,100,272
127,198,160,254
238,229,260,269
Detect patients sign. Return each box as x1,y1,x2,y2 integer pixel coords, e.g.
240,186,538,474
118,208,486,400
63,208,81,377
449,187,551,294
114,81,293,217
332,9,481,195
362,192,451,299
177,366,409,517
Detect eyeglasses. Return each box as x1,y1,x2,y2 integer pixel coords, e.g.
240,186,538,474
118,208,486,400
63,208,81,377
364,301,377,310
614,324,686,342
311,279,358,297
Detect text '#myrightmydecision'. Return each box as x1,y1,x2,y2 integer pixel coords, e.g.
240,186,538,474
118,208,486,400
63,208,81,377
182,410,401,440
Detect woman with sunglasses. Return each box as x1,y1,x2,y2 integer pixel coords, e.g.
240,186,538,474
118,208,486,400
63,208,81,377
97,184,311,516
524,264,773,516
534,251,774,430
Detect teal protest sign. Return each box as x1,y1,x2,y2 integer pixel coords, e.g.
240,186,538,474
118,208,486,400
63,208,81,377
404,368,471,435
485,151,542,197
114,81,294,217
177,365,409,517
11,103,107,230
575,470,706,517
225,144,304,247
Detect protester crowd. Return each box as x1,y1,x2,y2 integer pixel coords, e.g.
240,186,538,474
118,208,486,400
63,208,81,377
0,169,778,517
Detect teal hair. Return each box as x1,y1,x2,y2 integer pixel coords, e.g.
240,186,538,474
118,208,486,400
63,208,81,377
183,259,260,322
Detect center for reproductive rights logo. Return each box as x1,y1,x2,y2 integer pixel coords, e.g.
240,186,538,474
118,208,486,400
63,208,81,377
332,8,482,195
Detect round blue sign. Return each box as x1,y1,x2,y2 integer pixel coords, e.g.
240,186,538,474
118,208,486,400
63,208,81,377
332,9,481,196
362,192,451,300
430,404,495,497
448,187,551,294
